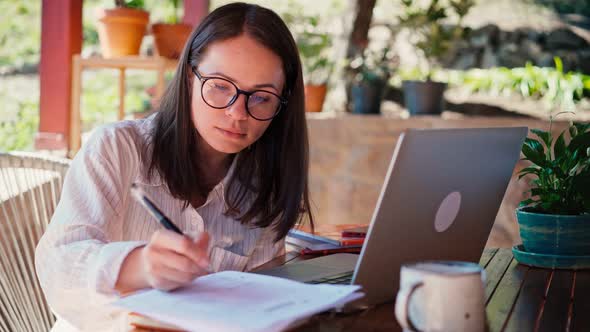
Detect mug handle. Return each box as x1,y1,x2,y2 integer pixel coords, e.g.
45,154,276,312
395,282,424,332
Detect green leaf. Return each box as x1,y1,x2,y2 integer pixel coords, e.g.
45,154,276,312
530,187,547,197
568,131,590,155
574,122,590,135
517,166,540,179
531,129,552,149
124,0,145,9
554,56,563,73
522,138,546,166
553,130,567,159
518,165,541,173
519,198,536,207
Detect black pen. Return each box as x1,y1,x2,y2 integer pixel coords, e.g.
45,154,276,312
130,183,183,235
130,183,214,273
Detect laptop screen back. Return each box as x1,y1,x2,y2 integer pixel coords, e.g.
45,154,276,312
352,127,528,305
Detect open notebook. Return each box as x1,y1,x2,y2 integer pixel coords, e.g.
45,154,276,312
115,271,363,332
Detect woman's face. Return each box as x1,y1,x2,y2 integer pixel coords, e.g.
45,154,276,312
191,34,285,156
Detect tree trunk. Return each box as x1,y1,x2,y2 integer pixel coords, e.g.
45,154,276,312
345,0,377,111
346,0,377,59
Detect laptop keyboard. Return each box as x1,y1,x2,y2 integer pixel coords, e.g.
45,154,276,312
306,271,353,285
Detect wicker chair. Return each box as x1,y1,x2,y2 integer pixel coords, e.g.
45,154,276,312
0,152,70,332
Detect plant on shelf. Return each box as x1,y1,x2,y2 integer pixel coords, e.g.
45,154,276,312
96,0,150,58
284,12,334,113
115,0,144,8
397,0,474,115
151,0,193,59
515,119,590,261
346,45,398,114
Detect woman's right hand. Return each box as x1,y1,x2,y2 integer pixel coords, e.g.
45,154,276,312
141,230,211,291
116,230,210,293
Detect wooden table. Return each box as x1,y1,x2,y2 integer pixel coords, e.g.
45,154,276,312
69,55,178,156
129,248,590,332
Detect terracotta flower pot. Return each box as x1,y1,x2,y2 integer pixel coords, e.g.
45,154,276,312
304,84,327,113
96,7,149,58
152,23,193,59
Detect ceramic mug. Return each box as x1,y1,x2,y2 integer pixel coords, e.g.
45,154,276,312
395,261,486,332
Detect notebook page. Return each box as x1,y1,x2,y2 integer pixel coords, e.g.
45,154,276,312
114,271,362,332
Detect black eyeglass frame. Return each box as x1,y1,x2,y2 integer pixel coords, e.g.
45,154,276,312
191,67,287,121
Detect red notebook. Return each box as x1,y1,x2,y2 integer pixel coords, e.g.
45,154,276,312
300,246,362,255
287,224,369,255
341,226,368,238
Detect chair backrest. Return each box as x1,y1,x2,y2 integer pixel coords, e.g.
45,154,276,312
0,152,70,332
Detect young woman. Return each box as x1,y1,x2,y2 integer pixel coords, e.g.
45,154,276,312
35,3,313,331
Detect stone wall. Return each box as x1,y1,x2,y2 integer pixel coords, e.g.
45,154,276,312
446,24,590,74
306,113,570,248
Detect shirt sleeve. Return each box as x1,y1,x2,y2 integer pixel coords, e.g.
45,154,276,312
35,125,146,329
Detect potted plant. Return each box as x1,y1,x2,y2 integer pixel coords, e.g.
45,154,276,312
96,0,150,58
285,13,334,113
346,46,397,114
516,122,590,257
398,0,474,115
151,0,193,59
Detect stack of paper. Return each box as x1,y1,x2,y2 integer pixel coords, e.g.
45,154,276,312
115,271,363,332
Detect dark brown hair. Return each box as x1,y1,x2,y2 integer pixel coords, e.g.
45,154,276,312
144,2,313,241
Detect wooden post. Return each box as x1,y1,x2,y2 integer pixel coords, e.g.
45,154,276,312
118,68,126,120
156,59,166,101
182,0,209,28
36,0,82,151
69,55,82,155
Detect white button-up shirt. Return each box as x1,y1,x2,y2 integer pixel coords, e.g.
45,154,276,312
35,116,285,331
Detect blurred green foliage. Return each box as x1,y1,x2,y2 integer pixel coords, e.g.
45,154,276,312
115,0,145,9
397,0,475,80
0,1,41,69
0,98,39,151
347,46,398,85
396,57,590,112
81,71,152,132
448,57,590,111
283,12,334,85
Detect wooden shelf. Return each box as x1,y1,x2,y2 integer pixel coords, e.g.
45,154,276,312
69,55,178,156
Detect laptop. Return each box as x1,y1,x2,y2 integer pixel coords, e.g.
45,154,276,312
257,127,528,307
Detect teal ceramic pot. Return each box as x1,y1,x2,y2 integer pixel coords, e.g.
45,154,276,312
516,208,590,255
351,79,386,114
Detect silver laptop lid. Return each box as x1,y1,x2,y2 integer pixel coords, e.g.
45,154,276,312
352,127,527,305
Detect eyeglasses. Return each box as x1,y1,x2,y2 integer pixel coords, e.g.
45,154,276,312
192,67,287,121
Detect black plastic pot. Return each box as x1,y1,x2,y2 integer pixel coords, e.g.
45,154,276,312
402,80,447,115
350,79,386,114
